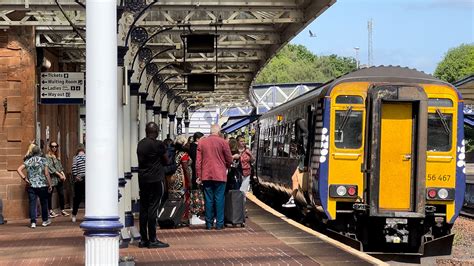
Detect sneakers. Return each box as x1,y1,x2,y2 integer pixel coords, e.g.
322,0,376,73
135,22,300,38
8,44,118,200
71,215,76,223
30,223,36,229
61,210,70,216
42,220,52,227
190,215,206,225
282,196,296,208
49,210,58,218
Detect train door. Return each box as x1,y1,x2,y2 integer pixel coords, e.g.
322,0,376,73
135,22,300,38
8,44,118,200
379,102,413,211
365,85,428,217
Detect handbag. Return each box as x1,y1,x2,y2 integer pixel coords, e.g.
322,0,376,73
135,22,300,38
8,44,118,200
189,189,205,215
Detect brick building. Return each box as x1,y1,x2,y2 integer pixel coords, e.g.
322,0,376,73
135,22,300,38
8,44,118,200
0,27,80,220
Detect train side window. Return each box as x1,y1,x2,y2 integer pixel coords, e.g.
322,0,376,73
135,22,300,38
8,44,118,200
336,95,363,104
427,113,452,151
334,111,363,149
283,124,291,158
290,122,297,158
428,98,453,107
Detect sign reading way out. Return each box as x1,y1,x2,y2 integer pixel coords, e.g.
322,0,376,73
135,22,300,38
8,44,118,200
40,72,85,104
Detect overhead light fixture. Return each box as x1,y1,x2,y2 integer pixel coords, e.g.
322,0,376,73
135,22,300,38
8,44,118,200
187,73,216,92
184,34,216,53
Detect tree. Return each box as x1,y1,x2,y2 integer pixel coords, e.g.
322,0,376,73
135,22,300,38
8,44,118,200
255,44,356,84
434,44,474,83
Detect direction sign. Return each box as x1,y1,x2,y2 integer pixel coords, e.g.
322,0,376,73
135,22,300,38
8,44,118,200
40,72,85,104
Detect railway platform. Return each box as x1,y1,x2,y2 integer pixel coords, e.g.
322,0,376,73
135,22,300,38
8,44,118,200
0,194,384,265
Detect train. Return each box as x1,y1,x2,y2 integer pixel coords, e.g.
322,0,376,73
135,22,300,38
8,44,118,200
252,66,466,255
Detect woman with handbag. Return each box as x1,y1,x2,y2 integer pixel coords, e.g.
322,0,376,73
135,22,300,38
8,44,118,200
46,141,69,217
167,135,193,226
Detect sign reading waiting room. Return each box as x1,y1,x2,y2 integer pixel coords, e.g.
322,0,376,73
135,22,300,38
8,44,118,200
40,72,85,104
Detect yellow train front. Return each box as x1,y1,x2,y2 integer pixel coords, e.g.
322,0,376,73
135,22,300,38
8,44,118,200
254,66,465,255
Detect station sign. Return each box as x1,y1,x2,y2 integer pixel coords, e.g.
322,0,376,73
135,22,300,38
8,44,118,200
40,72,85,104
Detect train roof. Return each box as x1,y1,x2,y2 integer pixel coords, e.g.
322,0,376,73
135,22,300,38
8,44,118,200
331,65,444,85
260,66,456,118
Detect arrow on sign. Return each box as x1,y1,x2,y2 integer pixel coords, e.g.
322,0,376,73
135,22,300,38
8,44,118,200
41,93,47,97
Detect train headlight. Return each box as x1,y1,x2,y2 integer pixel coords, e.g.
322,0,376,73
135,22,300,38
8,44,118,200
347,186,357,196
426,187,455,201
336,186,347,196
438,188,449,199
427,189,437,199
329,185,358,198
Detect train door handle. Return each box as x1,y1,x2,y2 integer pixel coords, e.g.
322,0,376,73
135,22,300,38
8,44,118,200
402,154,412,161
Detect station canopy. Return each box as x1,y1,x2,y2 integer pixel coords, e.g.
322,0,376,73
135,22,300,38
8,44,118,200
1,0,334,109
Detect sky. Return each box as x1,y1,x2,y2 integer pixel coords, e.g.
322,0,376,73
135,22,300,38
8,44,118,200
291,0,474,74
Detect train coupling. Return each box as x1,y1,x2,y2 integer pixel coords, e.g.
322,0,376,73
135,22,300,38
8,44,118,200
383,218,409,244
352,203,369,211
425,205,436,213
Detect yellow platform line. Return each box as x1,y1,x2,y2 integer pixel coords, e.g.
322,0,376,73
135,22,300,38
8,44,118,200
246,193,388,266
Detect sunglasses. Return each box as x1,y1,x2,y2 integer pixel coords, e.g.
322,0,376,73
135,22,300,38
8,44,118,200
51,145,58,148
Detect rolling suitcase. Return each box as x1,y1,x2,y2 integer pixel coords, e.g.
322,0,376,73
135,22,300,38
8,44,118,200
157,197,185,228
224,190,245,227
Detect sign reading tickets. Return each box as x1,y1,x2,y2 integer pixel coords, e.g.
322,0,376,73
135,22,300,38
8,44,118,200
40,72,85,104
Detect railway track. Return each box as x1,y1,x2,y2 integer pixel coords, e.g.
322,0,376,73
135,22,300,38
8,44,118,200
460,206,474,219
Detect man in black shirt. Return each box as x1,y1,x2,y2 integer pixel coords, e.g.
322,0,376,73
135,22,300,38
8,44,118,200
137,122,169,248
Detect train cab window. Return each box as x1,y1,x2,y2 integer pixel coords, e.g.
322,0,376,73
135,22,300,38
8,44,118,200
428,98,453,107
427,112,452,152
334,110,363,149
336,95,364,104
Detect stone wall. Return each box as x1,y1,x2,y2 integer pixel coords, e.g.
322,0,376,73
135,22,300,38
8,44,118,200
0,27,36,219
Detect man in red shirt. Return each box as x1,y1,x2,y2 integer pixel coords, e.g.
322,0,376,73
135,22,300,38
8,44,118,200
196,124,233,230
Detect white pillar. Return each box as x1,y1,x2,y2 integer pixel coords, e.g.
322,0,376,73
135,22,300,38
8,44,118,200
122,67,133,228
153,106,161,129
81,0,121,264
161,95,168,140
176,117,183,136
168,113,175,140
117,67,125,226
184,110,190,138
168,100,176,139
129,84,140,209
146,100,154,123
139,92,147,140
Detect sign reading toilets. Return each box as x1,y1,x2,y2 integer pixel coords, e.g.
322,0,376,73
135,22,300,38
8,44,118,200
40,72,85,104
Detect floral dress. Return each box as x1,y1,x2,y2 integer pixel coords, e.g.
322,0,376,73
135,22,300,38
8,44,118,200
168,151,190,198
168,151,191,222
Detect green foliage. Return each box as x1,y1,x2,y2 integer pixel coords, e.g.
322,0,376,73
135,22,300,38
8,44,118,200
434,44,474,83
464,124,474,153
255,44,357,84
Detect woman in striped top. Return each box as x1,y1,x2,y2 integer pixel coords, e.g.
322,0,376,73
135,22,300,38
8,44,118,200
71,144,86,222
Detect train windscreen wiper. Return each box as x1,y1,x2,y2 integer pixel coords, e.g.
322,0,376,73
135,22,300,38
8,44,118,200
338,106,353,131
436,108,451,135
